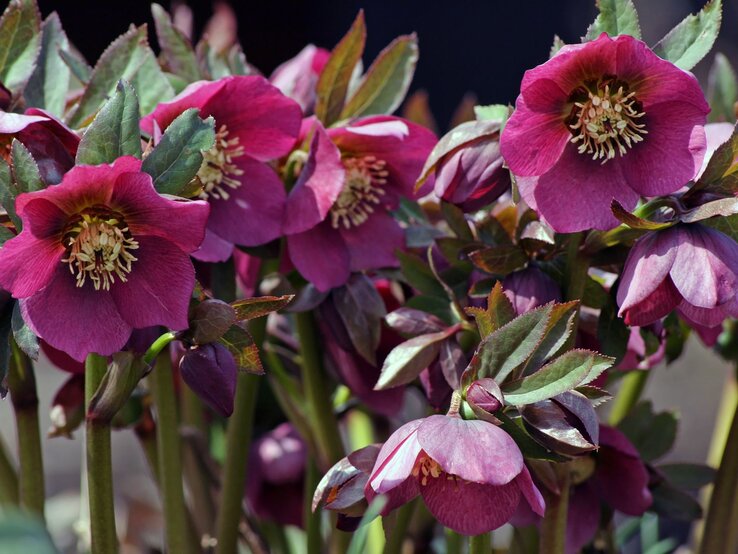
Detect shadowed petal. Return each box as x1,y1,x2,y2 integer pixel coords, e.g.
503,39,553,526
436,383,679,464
287,222,350,291
341,211,405,272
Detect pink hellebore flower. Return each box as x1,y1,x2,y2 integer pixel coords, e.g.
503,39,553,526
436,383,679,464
617,224,738,330
270,44,330,114
366,414,544,535
502,266,562,315
141,75,302,262
500,34,708,232
0,157,209,361
283,116,437,291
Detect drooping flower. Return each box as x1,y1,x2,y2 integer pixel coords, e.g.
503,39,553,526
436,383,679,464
0,108,80,185
179,342,237,417
500,34,708,232
283,116,437,291
246,423,307,527
617,324,665,371
0,157,209,361
502,266,562,315
617,224,738,330
365,413,544,535
141,76,301,261
270,44,330,114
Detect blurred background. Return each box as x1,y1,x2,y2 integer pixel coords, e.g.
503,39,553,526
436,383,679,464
7,0,738,551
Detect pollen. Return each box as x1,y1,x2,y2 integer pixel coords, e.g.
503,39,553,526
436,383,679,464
412,454,443,486
62,211,139,291
330,155,388,229
197,124,245,200
568,81,647,164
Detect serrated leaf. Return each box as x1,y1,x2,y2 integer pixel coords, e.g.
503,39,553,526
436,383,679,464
584,0,642,41
468,303,553,384
653,0,721,71
469,244,528,275
129,48,175,115
59,47,91,84
141,108,215,195
24,13,70,117
0,0,41,93
67,25,149,128
151,3,200,83
341,33,417,119
75,80,141,165
550,35,565,58
375,326,457,389
219,324,263,374
315,10,366,126
465,281,515,338
708,53,737,123
230,295,294,321
502,349,614,406
11,139,43,192
332,275,386,366
11,302,37,360
0,160,19,230
522,301,579,373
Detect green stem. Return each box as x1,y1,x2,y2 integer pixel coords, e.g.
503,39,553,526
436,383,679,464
445,529,465,554
294,310,344,468
699,390,738,554
539,469,570,554
143,331,176,365
385,501,416,554
150,353,193,554
304,457,322,554
85,353,117,553
0,435,18,505
469,532,491,554
8,342,44,517
609,370,649,425
564,232,589,346
214,319,264,554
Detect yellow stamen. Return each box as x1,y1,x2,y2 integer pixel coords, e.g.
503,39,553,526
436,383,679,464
412,454,443,486
330,155,388,229
197,124,245,200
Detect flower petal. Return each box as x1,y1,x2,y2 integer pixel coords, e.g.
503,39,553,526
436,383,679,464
340,211,405,272
0,231,65,298
516,465,545,517
287,222,350,291
191,229,234,263
367,419,423,495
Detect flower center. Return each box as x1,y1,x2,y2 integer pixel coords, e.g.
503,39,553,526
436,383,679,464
62,209,139,291
412,454,443,486
330,156,388,229
197,124,245,200
567,80,647,163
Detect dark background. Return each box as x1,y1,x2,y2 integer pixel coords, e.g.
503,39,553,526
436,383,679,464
37,0,738,128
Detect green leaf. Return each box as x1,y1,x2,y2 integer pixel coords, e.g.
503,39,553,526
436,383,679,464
0,510,59,554
189,299,237,345
496,412,566,461
341,33,417,119
708,53,737,123
375,327,457,389
465,281,515,338
24,13,70,117
584,0,642,41
658,463,716,489
522,301,580,373
129,48,175,116
611,199,673,230
0,0,41,93
151,3,200,83
440,201,474,241
653,0,721,71
11,139,43,192
502,349,614,406
0,160,18,230
141,108,215,196
75,80,141,165
550,35,565,58
11,302,37,360
314,10,366,126
469,244,528,275
474,104,509,122
332,275,386,366
469,304,553,383
597,294,630,363
230,295,294,322
396,250,447,298
219,324,263,374
618,401,678,462
67,25,149,128
346,495,387,554
650,481,703,521
59,47,91,84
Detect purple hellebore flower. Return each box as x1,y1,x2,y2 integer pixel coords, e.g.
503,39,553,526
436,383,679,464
179,342,237,417
283,115,437,291
500,34,708,232
616,324,665,371
502,266,562,315
617,224,738,330
270,44,330,114
141,76,302,262
246,423,307,527
0,108,80,185
365,414,544,535
0,156,209,361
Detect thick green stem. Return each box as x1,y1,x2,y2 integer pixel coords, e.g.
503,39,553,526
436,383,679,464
469,532,491,554
85,353,117,553
294,310,344,468
445,529,464,554
214,318,264,554
0,435,18,505
304,458,322,554
8,342,44,517
150,353,193,554
539,469,570,554
385,500,416,554
609,370,649,425
699,390,738,554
